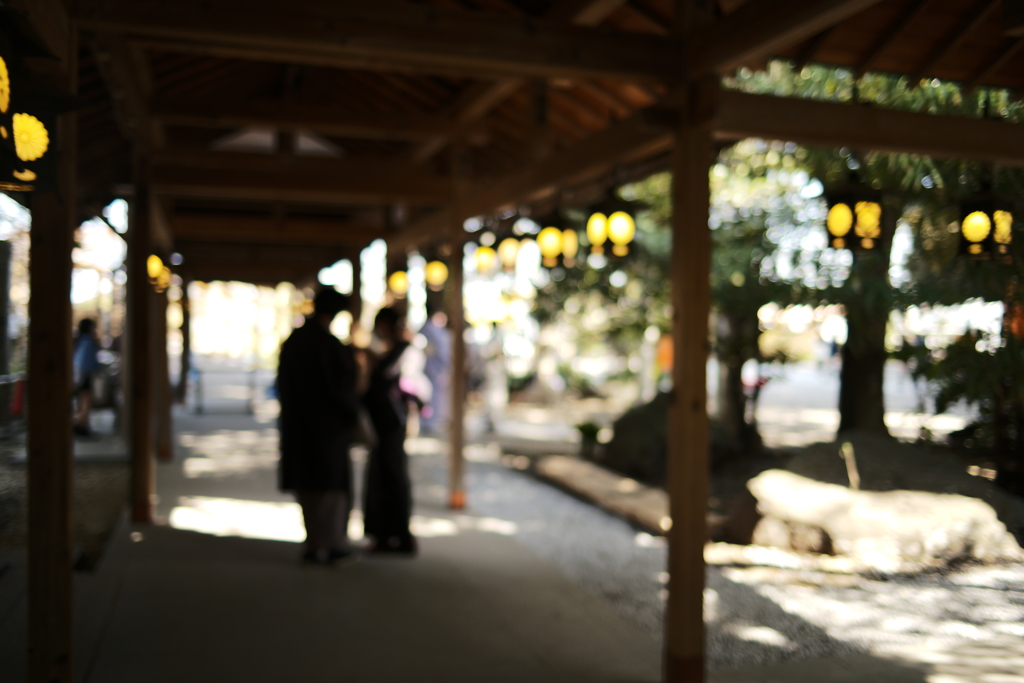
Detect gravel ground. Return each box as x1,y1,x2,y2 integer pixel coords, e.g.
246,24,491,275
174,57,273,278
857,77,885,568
400,436,1024,671
0,444,128,568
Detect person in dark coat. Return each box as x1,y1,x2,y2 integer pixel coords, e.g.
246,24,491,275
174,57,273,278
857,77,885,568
363,307,420,555
277,289,359,565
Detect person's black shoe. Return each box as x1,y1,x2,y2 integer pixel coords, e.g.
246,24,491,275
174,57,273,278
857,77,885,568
326,548,359,568
301,549,321,566
369,536,418,557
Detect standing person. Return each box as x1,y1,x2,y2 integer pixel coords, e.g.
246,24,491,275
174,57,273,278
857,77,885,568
73,318,100,436
277,289,359,566
363,307,420,555
418,303,451,435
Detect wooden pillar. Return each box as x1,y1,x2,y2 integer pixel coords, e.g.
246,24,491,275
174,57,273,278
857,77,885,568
27,40,78,683
663,100,714,681
155,288,172,461
175,280,190,404
128,175,155,523
447,242,466,510
350,253,362,314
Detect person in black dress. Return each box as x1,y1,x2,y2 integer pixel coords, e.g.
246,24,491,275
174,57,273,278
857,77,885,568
277,289,359,565
362,307,420,555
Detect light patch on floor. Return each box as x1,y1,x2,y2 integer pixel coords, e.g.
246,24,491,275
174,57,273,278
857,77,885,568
169,495,305,542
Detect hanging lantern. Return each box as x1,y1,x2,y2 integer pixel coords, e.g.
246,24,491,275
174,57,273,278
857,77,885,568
497,238,519,271
826,191,882,251
586,212,608,254
959,199,1014,261
561,229,578,267
475,245,497,273
147,254,164,284
537,227,563,267
607,212,635,256
0,19,77,194
425,260,448,290
387,270,409,297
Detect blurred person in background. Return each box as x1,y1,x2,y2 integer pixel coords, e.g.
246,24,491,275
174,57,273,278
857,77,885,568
73,318,100,436
418,301,450,435
277,289,359,566
362,307,426,555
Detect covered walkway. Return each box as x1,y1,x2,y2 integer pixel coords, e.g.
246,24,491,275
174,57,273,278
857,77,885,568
7,404,1024,682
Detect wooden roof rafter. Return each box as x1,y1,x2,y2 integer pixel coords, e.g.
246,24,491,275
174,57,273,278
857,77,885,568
76,0,680,82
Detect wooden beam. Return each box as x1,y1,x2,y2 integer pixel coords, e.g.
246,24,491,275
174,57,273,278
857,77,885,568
7,0,72,67
1005,0,1024,37
175,241,352,266
793,26,836,71
447,241,467,510
412,80,524,163
854,0,932,79
27,49,77,683
664,89,713,683
149,155,452,206
90,34,160,149
392,108,673,249
712,89,1024,165
911,0,999,84
688,0,884,76
155,290,172,462
152,98,460,141
175,241,348,284
169,212,383,247
964,37,1024,94
545,0,630,25
127,173,156,524
411,0,638,163
150,195,174,255
76,0,678,82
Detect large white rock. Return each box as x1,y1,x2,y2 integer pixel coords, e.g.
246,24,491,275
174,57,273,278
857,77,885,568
747,469,1024,573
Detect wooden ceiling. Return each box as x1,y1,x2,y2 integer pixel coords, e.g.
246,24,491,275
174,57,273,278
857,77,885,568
29,0,1024,283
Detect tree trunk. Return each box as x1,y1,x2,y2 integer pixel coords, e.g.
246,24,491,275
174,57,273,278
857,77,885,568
837,196,899,436
715,311,764,459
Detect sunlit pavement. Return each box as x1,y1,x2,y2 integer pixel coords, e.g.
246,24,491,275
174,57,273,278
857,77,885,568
5,404,659,683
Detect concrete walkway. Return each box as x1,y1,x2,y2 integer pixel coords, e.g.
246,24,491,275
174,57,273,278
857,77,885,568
0,408,661,683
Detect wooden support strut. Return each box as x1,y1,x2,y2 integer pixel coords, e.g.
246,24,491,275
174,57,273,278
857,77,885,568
155,289,173,462
664,110,713,682
447,242,467,510
128,173,156,523
26,47,78,683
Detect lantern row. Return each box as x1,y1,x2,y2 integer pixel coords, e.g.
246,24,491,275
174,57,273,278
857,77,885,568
386,211,637,297
826,191,1014,262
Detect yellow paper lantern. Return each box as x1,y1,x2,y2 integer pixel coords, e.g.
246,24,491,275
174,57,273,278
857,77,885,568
561,229,579,265
826,203,853,238
497,238,519,271
147,254,164,281
854,202,881,238
387,270,409,297
994,210,1013,245
476,245,497,273
587,213,608,254
961,211,991,256
0,57,9,114
608,212,635,257
425,260,448,290
537,227,563,267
